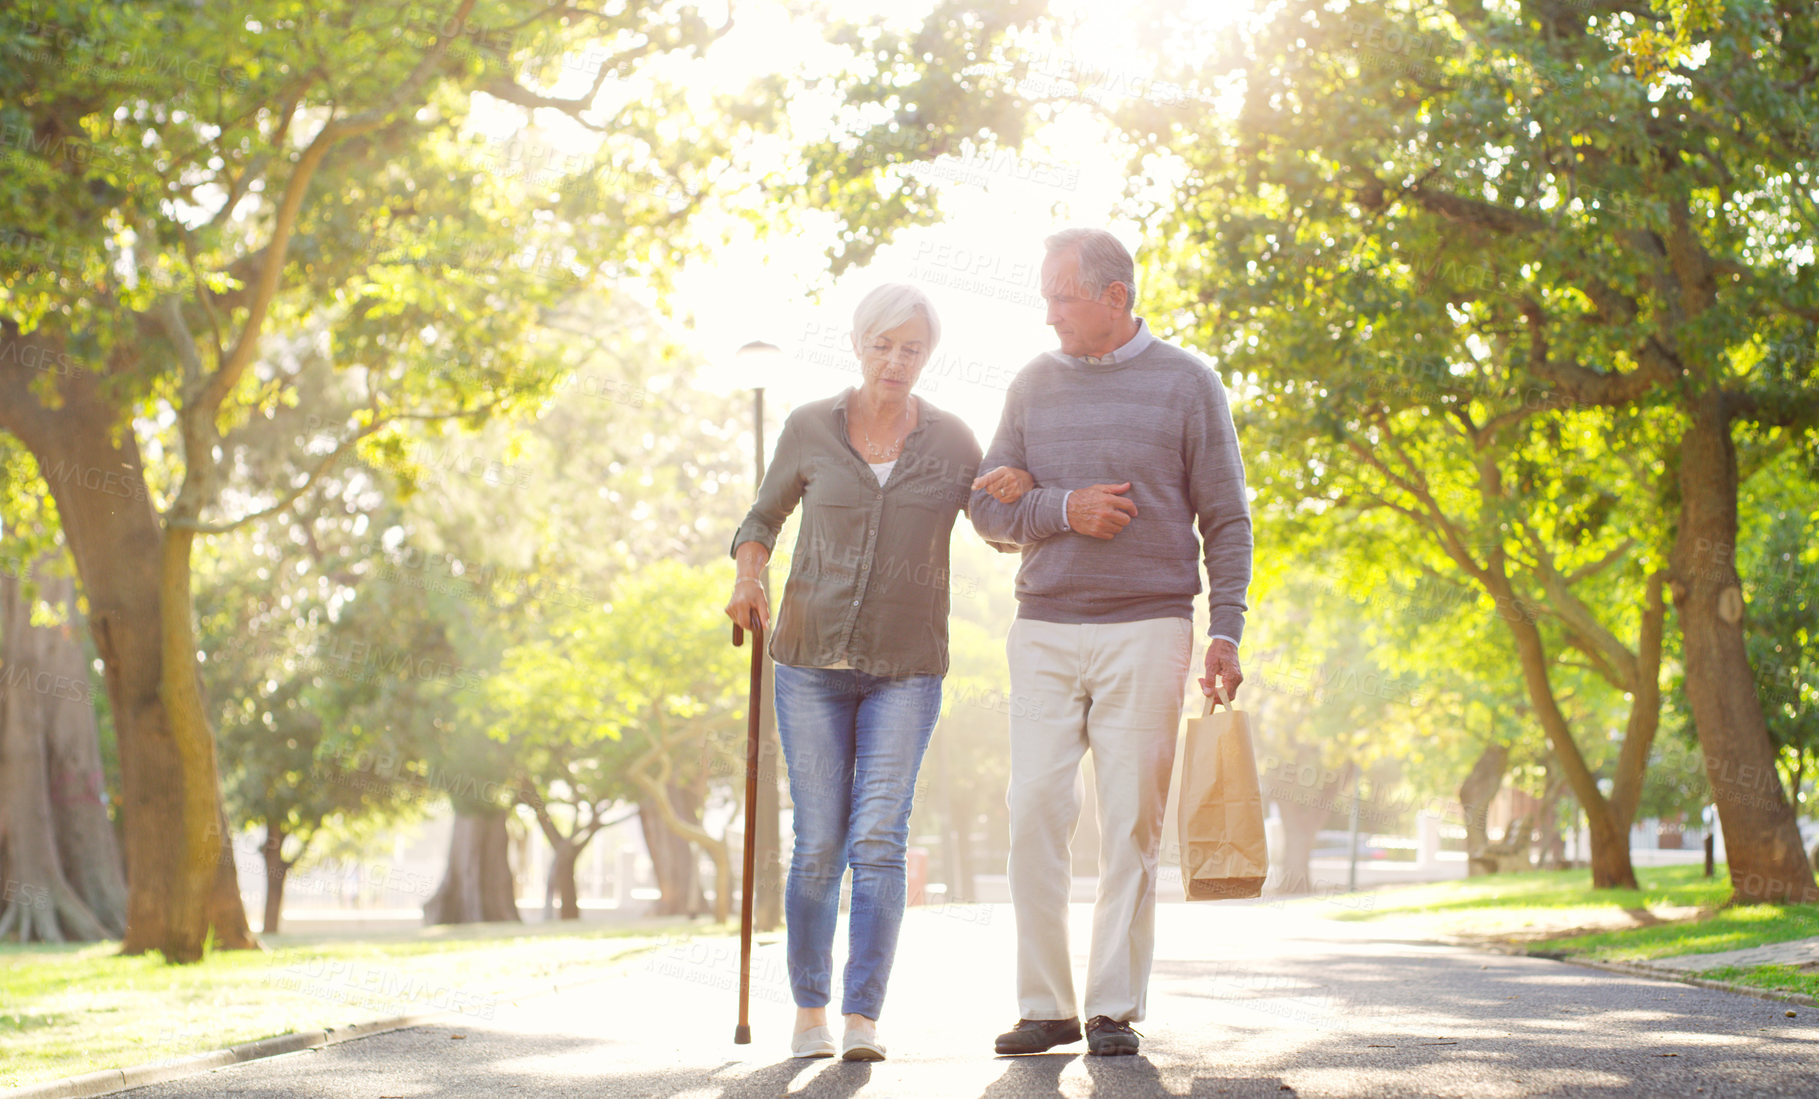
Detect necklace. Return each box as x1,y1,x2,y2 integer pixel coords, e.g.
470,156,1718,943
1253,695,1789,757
859,401,911,461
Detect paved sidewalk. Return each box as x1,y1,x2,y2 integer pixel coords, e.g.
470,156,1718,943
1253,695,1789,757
111,902,1817,1097
1636,935,1819,975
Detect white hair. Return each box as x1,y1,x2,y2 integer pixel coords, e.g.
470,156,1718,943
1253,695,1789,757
851,283,941,353
1044,227,1137,312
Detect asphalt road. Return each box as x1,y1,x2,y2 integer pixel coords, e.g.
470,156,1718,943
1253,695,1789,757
117,900,1817,1097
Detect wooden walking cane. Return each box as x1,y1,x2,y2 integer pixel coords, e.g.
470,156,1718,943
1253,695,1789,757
731,615,763,1045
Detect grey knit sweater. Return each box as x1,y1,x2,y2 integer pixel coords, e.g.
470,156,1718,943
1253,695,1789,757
968,337,1253,644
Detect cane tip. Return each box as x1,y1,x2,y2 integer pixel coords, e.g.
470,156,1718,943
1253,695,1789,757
734,1024,752,1045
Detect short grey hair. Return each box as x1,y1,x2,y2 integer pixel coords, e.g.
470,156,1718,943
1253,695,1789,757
1044,227,1137,312
851,282,941,353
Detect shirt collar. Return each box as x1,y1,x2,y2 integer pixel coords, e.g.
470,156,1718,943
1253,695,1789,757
1066,316,1153,367
834,387,939,432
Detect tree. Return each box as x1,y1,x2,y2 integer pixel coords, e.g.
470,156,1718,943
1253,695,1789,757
1131,0,1818,902
500,560,744,922
199,516,457,933
0,0,825,959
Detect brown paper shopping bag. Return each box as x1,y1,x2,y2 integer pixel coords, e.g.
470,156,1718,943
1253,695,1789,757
1178,688,1268,900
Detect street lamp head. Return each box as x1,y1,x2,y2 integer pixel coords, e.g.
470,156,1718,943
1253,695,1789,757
733,341,784,393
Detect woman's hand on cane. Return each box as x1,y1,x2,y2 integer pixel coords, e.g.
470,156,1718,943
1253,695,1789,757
725,577,770,633
727,542,772,632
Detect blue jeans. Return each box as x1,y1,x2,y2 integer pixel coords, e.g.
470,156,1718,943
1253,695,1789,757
773,663,941,1021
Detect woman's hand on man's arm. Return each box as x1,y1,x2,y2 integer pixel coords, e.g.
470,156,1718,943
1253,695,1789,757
971,466,1035,504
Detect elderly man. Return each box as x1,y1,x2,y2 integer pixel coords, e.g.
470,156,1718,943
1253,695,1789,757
968,227,1253,1057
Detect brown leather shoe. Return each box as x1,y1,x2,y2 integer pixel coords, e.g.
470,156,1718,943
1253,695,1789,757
1085,1015,1141,1056
994,1017,1083,1054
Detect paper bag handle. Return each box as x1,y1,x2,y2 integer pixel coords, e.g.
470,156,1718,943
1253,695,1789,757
1200,682,1235,718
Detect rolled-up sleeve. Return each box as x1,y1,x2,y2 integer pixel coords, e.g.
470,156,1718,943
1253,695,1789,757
730,414,803,556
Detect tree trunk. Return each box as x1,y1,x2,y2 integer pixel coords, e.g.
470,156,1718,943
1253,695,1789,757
1,566,128,938
517,786,597,922
0,349,255,958
1670,399,1819,904
634,767,731,923
639,798,686,916
936,725,977,904
261,824,290,934
1263,757,1354,894
0,575,112,942
1482,807,1538,874
207,811,260,948
1459,743,1510,877
424,807,521,924
1532,770,1569,869
639,785,705,917
1484,567,1639,889
550,842,580,921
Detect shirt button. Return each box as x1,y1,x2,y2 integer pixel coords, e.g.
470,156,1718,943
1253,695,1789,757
852,599,860,606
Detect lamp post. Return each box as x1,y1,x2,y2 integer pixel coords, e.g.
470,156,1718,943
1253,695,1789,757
733,341,784,933
1347,771,1363,893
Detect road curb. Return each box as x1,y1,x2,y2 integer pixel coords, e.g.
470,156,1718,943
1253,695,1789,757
3,1013,447,1099
3,954,655,1099
1553,956,1818,1010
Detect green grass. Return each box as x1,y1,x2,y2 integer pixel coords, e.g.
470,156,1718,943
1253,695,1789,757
1324,863,1733,921
1309,863,1819,1000
1701,964,1819,1001
1542,900,1819,962
0,916,727,1090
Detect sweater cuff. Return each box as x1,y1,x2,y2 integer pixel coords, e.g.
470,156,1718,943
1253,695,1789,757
1206,613,1245,646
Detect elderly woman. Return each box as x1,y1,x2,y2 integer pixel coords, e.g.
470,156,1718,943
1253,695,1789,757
726,284,1030,1061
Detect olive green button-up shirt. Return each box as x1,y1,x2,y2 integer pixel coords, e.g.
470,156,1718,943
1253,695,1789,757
730,389,984,678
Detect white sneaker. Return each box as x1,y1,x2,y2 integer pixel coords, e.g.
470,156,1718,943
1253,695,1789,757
790,1025,836,1059
841,1026,886,1062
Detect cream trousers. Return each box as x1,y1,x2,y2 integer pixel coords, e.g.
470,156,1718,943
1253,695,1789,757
1005,615,1193,1023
